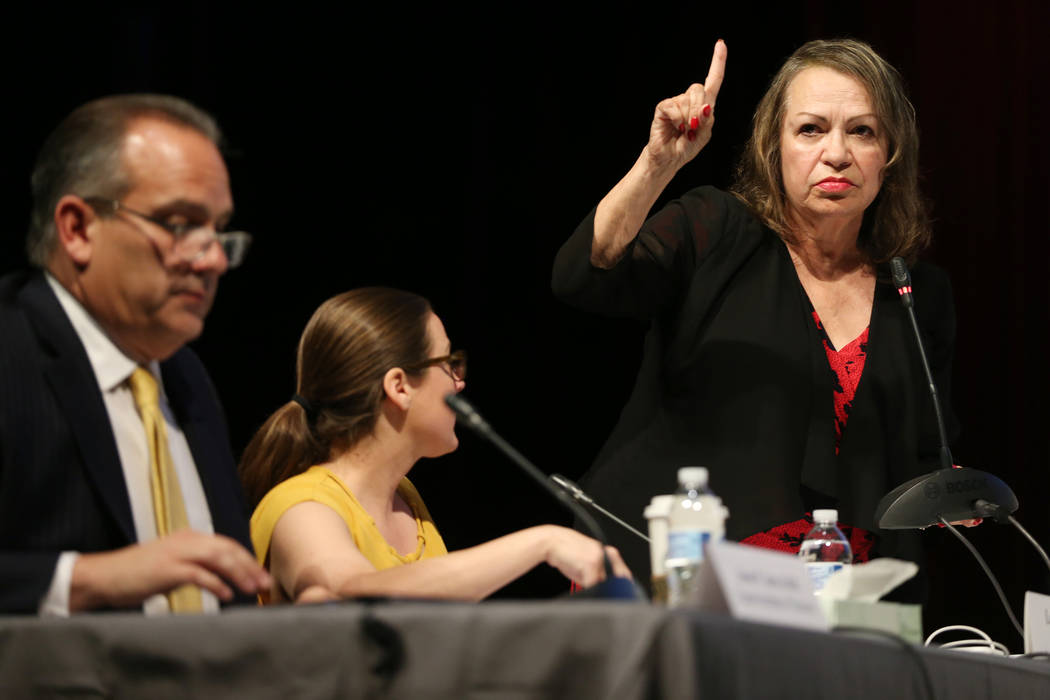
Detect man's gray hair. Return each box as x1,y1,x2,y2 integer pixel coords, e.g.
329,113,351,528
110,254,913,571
27,94,223,267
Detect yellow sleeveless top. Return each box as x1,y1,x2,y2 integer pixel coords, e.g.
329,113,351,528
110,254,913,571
250,465,448,573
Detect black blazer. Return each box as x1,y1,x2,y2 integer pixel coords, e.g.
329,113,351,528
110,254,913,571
553,187,957,586
0,271,253,613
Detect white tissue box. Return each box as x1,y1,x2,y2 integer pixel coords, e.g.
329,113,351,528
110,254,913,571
820,598,923,644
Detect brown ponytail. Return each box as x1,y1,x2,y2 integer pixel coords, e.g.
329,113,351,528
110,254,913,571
239,287,432,506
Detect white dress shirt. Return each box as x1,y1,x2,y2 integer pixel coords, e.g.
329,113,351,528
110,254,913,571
40,274,219,615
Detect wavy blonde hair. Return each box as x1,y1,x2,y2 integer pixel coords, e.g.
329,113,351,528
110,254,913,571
731,39,930,263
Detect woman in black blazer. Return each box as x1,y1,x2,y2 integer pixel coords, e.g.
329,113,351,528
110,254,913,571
553,39,958,594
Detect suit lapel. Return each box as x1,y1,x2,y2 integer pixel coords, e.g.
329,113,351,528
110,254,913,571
162,355,250,549
18,274,137,543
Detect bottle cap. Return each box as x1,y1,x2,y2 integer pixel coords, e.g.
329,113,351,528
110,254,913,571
812,509,838,523
677,467,708,487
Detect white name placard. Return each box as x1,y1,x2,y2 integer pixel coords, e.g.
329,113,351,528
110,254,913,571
1024,590,1050,654
705,540,829,632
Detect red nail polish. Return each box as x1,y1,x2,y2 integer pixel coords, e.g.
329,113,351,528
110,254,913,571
690,116,699,130
677,123,685,133
688,131,696,141
703,104,712,117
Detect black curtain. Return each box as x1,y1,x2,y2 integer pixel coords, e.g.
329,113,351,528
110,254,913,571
2,2,1047,643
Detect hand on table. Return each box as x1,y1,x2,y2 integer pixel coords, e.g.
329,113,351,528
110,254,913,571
70,530,272,611
540,525,632,588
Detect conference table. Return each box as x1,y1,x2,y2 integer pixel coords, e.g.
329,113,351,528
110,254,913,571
1,600,1048,698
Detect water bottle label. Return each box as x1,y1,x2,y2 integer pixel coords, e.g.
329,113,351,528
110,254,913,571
667,531,710,562
805,562,844,592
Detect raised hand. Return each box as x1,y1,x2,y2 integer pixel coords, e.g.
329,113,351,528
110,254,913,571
69,530,272,611
646,39,727,172
588,40,727,267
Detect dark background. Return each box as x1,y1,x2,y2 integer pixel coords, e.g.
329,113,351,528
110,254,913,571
2,2,1047,644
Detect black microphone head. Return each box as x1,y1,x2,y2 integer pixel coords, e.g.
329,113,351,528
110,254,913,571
444,393,489,431
889,256,912,290
444,393,473,417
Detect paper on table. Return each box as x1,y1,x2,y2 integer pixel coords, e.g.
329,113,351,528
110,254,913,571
1023,591,1050,654
706,540,829,632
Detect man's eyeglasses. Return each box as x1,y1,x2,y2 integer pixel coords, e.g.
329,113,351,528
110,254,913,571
83,197,252,269
405,350,467,382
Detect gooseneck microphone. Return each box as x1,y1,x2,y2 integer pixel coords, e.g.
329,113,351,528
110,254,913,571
445,394,643,599
550,474,650,543
881,258,1031,640
889,256,915,308
889,256,953,470
879,258,1018,532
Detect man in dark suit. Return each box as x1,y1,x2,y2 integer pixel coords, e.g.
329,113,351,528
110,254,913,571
0,95,270,614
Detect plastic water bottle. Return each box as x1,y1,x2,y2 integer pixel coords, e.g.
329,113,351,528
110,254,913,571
645,495,674,604
665,467,727,607
798,509,852,595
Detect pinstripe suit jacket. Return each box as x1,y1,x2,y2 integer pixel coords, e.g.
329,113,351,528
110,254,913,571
0,271,253,613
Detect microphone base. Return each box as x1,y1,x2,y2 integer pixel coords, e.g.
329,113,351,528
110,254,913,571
565,577,648,601
875,467,1018,529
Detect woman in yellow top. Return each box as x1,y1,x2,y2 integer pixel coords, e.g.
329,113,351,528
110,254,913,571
240,287,629,603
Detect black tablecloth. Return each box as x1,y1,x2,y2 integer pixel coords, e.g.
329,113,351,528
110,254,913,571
1,601,1047,699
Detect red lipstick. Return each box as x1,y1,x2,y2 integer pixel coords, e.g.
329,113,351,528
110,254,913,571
816,177,854,192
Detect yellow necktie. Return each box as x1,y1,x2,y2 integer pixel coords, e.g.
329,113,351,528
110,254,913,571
128,367,203,613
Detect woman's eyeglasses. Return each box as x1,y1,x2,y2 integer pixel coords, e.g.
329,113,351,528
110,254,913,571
405,350,467,382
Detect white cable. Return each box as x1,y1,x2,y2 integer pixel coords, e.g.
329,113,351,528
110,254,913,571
925,624,992,646
925,625,1010,656
938,639,1010,656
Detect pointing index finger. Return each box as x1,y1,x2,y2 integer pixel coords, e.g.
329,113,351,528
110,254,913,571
703,39,727,109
